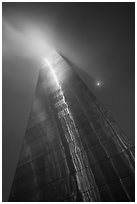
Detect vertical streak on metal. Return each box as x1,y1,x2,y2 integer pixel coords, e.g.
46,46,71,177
46,60,100,202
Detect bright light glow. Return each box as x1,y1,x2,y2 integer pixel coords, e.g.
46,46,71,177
3,19,53,62
96,81,101,86
45,59,61,89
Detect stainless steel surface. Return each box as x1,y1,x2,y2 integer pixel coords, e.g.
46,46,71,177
9,51,134,201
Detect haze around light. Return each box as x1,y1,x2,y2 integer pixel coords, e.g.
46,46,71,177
3,18,54,64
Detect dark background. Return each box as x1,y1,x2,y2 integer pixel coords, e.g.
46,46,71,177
2,2,135,201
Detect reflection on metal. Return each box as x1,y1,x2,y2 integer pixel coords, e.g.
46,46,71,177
46,59,100,201
9,50,135,202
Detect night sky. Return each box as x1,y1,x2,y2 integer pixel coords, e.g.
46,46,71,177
2,2,135,201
